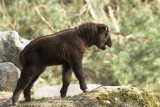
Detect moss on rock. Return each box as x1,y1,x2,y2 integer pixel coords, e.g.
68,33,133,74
97,87,160,107
0,86,159,107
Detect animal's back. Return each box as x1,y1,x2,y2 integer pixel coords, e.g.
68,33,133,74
19,29,85,66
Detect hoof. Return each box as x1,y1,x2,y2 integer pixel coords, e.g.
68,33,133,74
61,94,66,98
83,88,90,93
25,97,32,102
25,99,32,102
13,102,19,106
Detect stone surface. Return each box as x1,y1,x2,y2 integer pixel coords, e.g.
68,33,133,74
33,84,101,98
0,62,20,91
1,86,159,107
0,31,30,69
22,86,160,107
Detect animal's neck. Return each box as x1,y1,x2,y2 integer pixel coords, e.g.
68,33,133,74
75,27,95,48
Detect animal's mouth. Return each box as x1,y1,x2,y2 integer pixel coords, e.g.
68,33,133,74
100,45,106,50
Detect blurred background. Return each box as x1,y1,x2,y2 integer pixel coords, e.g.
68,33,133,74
0,0,160,92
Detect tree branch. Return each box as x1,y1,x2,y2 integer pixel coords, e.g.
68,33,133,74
83,0,97,19
105,5,120,33
33,2,55,32
104,4,125,43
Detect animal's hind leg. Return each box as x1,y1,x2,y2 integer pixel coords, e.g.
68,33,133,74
60,63,72,98
12,65,39,105
23,65,46,102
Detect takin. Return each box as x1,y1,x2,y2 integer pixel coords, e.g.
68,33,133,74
12,22,112,105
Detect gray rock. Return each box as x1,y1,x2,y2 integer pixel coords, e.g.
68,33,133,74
0,62,20,91
0,31,30,69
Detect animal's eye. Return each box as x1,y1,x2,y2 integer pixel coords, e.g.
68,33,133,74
100,29,105,33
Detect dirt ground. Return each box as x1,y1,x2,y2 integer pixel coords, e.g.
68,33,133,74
0,91,13,107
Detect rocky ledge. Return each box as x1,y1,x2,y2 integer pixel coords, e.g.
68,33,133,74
0,86,159,107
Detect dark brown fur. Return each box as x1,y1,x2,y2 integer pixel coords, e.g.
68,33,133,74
12,22,112,105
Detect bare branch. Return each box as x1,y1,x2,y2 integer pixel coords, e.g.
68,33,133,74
84,0,97,19
33,2,55,32
106,5,120,33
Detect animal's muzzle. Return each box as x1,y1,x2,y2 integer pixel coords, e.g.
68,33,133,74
105,36,112,48
101,45,106,50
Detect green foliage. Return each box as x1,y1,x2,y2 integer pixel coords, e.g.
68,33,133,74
0,0,160,91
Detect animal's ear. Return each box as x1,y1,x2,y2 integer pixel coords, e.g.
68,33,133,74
97,24,107,33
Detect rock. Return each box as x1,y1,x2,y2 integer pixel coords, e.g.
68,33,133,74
33,84,101,98
27,86,160,107
72,86,160,107
0,62,20,91
1,86,159,107
0,31,30,69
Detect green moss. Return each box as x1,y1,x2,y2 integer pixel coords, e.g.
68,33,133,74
97,88,160,107
140,89,160,107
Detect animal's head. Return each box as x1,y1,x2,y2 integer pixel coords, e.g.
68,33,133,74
94,23,112,50
75,22,112,49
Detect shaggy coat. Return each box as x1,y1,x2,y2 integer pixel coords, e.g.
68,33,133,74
12,22,112,105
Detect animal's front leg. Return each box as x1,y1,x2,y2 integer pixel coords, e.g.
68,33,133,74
70,59,88,92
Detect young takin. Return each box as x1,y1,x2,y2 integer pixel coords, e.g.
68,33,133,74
12,22,112,105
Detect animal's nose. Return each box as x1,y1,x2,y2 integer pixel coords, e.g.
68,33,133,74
105,36,112,48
